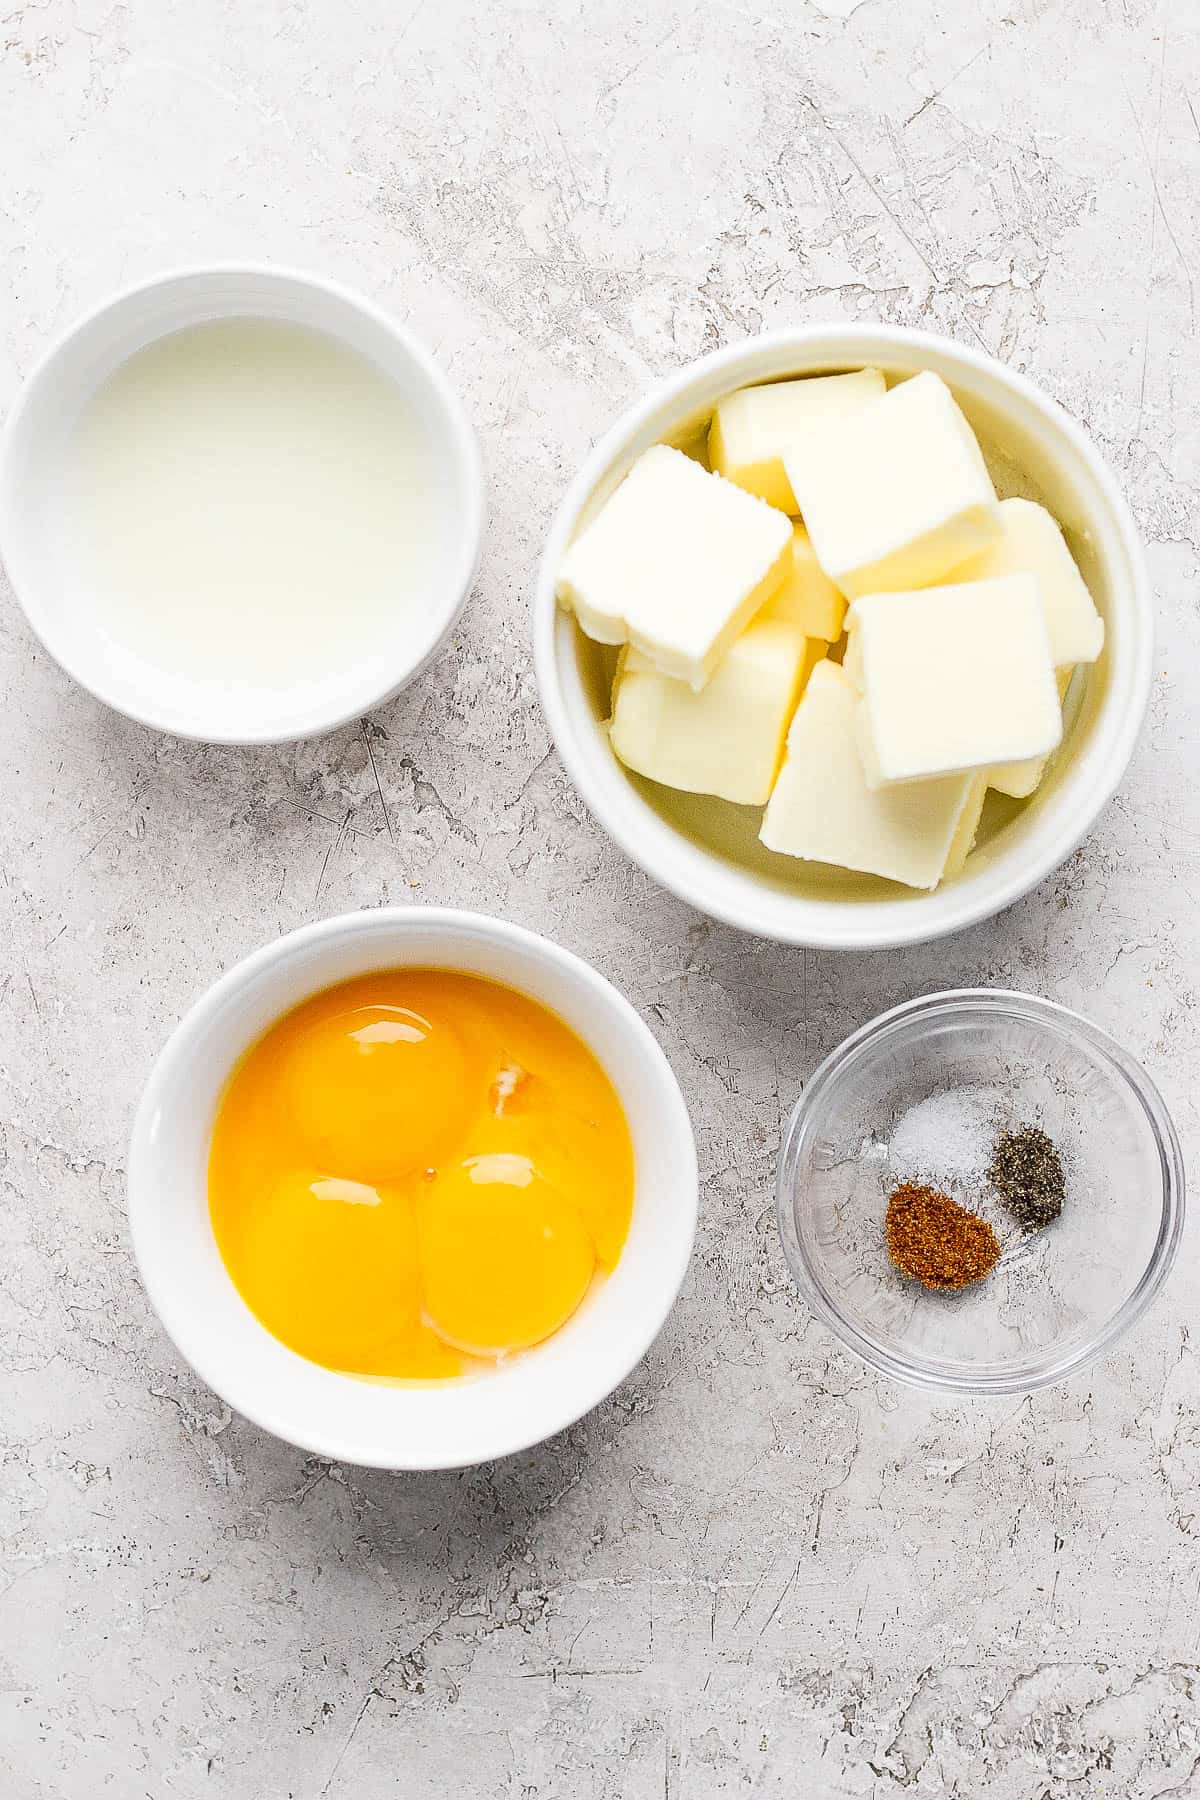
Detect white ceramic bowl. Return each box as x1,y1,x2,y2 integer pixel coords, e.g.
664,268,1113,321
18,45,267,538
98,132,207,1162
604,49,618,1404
0,266,485,743
128,907,697,1470
534,326,1153,948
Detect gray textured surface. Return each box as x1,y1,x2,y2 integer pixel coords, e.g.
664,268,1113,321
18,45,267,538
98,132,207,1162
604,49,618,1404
2,3,1199,1795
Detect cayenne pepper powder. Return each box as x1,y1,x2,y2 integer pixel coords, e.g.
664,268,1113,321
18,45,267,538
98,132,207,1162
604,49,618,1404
885,1182,1001,1291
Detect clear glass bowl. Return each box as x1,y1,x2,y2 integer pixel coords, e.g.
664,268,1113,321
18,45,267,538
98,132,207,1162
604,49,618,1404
776,990,1185,1394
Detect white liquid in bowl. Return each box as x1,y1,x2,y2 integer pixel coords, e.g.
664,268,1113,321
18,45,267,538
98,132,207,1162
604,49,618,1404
63,318,436,692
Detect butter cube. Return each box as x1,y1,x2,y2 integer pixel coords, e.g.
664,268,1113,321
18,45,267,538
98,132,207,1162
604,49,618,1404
990,667,1074,798
784,372,1001,599
709,369,886,514
610,620,824,806
945,498,1104,667
760,662,974,891
759,526,846,642
942,774,989,879
849,574,1061,785
557,445,792,689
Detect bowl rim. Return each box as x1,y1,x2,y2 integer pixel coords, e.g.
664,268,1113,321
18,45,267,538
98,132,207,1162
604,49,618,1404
127,905,699,1468
0,261,486,745
532,322,1154,949
775,986,1186,1394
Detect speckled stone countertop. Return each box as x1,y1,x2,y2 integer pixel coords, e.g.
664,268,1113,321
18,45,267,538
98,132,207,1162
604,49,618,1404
3,3,1199,1796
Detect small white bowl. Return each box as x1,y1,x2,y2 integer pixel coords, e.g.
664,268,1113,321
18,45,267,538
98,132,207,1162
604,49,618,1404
127,907,697,1470
534,326,1153,949
0,266,485,743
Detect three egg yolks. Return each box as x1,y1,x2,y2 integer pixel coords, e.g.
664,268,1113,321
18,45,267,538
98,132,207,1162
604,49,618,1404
208,971,634,1381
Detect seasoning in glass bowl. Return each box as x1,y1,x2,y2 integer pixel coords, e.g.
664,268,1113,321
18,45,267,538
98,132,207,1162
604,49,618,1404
990,1124,1066,1231
885,1182,1001,1291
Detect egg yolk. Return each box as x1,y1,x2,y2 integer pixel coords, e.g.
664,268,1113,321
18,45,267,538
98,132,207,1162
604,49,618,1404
420,1153,596,1357
208,970,635,1384
278,1004,471,1183
217,1169,463,1377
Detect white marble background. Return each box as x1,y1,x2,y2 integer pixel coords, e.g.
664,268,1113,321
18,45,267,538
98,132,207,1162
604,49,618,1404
2,1,1199,1795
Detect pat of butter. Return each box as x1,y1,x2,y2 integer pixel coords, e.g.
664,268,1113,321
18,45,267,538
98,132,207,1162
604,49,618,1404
610,620,824,806
557,445,792,689
945,498,1104,668
709,369,886,514
784,372,1001,599
759,525,846,642
848,574,1062,785
990,666,1074,798
760,661,974,891
942,773,989,879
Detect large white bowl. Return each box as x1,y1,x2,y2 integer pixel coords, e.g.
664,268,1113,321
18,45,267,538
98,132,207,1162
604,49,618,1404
534,326,1153,948
0,266,485,744
128,908,697,1469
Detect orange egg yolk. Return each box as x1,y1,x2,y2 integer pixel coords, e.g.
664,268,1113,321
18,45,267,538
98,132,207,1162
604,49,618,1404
278,1004,470,1183
208,970,634,1383
218,1169,461,1378
420,1154,595,1357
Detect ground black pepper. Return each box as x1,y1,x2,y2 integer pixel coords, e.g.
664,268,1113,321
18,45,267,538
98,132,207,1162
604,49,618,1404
885,1183,1001,1291
990,1125,1065,1231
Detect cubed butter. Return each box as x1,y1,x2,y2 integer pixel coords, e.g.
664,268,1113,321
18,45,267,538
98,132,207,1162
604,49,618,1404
610,620,824,806
759,525,846,642
942,774,989,879
784,371,1001,599
709,369,886,513
760,662,975,891
556,444,792,689
989,666,1074,798
944,498,1104,667
848,574,1061,785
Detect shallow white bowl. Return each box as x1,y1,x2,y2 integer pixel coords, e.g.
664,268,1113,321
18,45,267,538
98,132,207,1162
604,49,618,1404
534,326,1153,948
0,266,485,743
128,907,697,1470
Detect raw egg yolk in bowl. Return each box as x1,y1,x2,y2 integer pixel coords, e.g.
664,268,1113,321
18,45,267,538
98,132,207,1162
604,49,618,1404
208,970,634,1381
